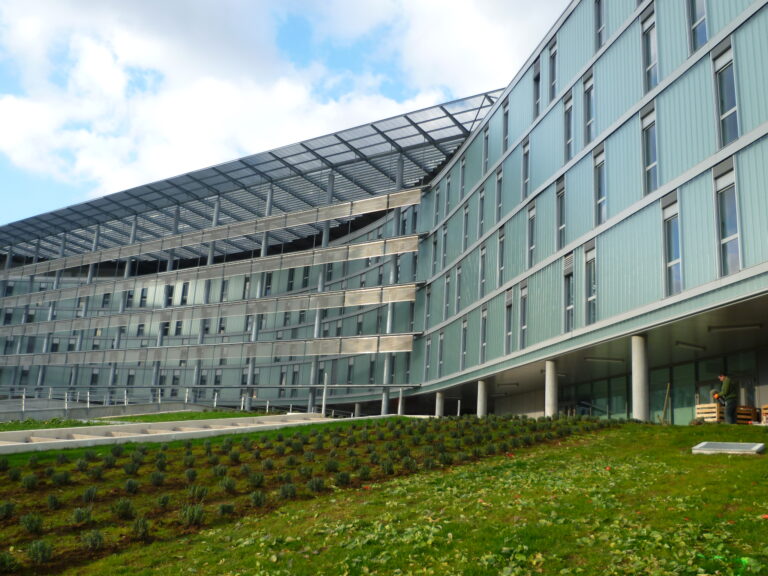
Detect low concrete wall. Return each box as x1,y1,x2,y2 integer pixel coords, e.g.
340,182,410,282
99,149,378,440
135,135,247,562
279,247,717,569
0,401,217,423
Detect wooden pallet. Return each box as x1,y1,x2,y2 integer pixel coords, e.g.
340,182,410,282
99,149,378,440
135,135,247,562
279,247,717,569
695,403,722,422
736,406,758,425
761,404,768,424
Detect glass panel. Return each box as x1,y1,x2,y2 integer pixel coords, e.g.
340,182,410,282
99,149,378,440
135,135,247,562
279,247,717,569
721,112,739,147
672,363,695,425
692,21,707,50
721,238,739,275
665,216,680,261
667,262,682,295
592,379,609,419
609,376,628,419
718,186,737,238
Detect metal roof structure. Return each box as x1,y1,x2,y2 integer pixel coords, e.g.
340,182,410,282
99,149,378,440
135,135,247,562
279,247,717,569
0,89,503,263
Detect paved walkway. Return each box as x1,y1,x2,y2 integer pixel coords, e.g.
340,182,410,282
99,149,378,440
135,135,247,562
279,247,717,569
0,413,332,455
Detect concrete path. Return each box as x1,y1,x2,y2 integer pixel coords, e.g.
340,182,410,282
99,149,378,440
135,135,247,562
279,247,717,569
0,413,332,455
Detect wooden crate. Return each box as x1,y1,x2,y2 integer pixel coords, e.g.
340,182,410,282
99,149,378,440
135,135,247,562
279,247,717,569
736,406,758,425
762,405,768,424
696,403,722,422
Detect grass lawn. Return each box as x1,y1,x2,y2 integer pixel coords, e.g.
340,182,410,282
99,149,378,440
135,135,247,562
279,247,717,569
105,409,247,424
50,422,768,576
0,419,96,433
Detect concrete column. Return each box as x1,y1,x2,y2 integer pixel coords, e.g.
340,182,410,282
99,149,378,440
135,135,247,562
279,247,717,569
380,388,389,415
166,204,180,271
207,195,221,265
308,172,334,412
397,388,404,415
631,334,649,422
435,391,445,417
124,216,138,279
544,359,558,417
354,402,362,417
477,380,488,418
381,155,404,391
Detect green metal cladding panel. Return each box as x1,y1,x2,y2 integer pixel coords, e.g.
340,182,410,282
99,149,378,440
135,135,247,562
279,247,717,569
656,0,689,81
487,106,504,171
558,0,594,95
527,260,562,345
605,116,642,218
441,321,461,376
534,184,556,262
509,68,535,146
657,59,717,185
464,137,483,197
486,294,506,361
708,0,756,38
504,212,526,280
483,233,499,294
606,0,638,39
564,155,594,243
502,146,522,209
736,136,768,268
679,172,718,289
461,249,479,309
530,102,564,191
571,245,586,330
421,190,436,233
445,213,462,267
466,307,480,368
594,20,643,135
597,204,663,319
735,5,768,135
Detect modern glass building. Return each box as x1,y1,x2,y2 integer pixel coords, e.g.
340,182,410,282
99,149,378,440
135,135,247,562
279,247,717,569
2,0,768,423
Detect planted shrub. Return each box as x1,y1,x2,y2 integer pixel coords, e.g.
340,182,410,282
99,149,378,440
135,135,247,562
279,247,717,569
150,471,165,487
81,529,104,551
185,469,197,483
156,494,170,510
307,477,325,493
358,466,371,481
47,494,61,511
262,458,274,471
20,513,43,535
71,507,92,525
303,451,315,462
123,461,139,476
381,459,395,475
87,465,104,481
218,503,235,516
180,504,205,527
221,438,233,453
187,485,208,503
8,468,21,482
299,466,313,480
84,450,98,462
154,457,167,472
335,471,351,486
0,500,16,520
213,465,227,478
247,472,264,489
324,459,340,473
274,444,286,456
27,455,40,468
207,455,220,467
21,473,38,491
0,458,8,472
27,540,52,565
250,490,266,507
228,450,240,465
102,454,116,468
76,459,88,472
203,440,212,456
124,479,139,495
183,454,195,467
0,551,19,574
81,486,98,503
132,516,150,541
110,445,124,458
279,483,297,500
219,476,236,494
111,498,135,520
240,437,252,451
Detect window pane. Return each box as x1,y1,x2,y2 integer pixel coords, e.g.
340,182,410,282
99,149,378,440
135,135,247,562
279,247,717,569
718,186,738,238
667,262,682,296
665,216,680,261
721,238,739,275
721,112,739,147
692,21,707,50
718,65,737,113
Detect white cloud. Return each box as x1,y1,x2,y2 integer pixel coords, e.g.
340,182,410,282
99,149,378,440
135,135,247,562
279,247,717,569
0,0,569,208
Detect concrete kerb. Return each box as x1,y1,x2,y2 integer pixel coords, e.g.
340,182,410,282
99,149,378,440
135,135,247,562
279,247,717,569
0,413,331,455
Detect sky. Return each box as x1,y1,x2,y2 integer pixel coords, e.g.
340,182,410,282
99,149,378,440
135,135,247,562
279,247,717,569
0,0,570,227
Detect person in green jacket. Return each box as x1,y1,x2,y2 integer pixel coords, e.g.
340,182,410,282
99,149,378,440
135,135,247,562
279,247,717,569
717,372,738,424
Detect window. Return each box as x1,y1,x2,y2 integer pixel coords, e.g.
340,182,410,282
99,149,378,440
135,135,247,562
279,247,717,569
444,273,451,320
642,12,658,92
219,279,229,302
242,276,250,300
527,206,536,269
495,168,503,222
689,0,707,52
716,169,740,276
160,322,170,337
441,225,448,268
460,318,468,370
164,285,174,307
218,318,226,334
301,266,310,288
564,93,574,161
715,48,739,147
522,141,530,199
459,157,466,198
478,189,485,235
455,266,462,313
482,127,489,173
136,323,145,337
584,74,595,144
180,282,189,305
445,174,451,214
594,150,607,225
437,332,444,377
479,245,487,297
431,235,438,275
356,314,364,336
424,286,431,327
564,270,574,332
424,337,432,380
462,206,470,251
202,319,210,334
663,197,682,296
480,307,488,363
519,285,528,349
642,110,658,194
498,232,505,287
102,292,111,308
556,178,566,250
287,268,295,291
174,321,183,336
585,247,597,324
326,262,333,283
434,186,441,227
595,0,605,49
533,60,541,118
139,287,147,308
502,100,510,152
347,359,354,385
505,291,514,354
125,290,134,308
549,40,557,101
